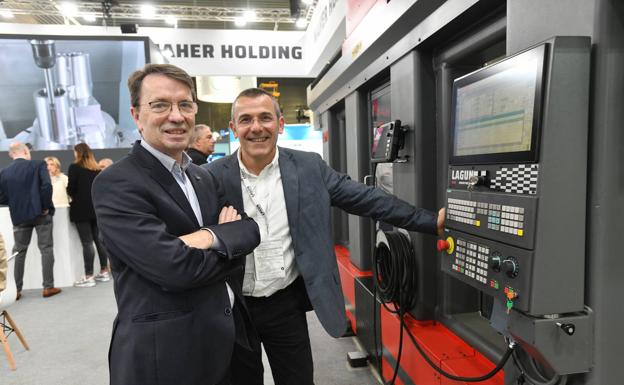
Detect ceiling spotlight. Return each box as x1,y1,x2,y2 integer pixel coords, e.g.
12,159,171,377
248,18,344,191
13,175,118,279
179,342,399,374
60,2,78,17
295,18,308,28
165,15,177,26
82,13,97,22
0,10,14,19
234,17,246,27
140,4,156,19
244,10,256,21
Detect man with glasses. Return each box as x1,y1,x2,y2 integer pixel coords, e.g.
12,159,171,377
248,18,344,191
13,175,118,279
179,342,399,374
205,88,445,385
92,64,260,385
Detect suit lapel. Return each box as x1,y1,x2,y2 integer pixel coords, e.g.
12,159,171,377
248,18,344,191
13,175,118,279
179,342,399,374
131,142,199,227
224,152,244,210
278,148,299,244
186,165,210,226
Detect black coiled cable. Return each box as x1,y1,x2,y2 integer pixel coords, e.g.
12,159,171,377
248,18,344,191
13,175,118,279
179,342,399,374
375,231,419,312
373,230,418,384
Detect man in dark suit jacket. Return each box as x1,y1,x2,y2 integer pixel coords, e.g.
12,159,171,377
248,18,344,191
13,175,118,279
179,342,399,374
0,142,61,299
92,64,260,385
187,124,216,165
205,88,445,385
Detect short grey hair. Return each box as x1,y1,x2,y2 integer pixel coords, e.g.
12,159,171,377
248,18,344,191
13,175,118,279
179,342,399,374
8,141,28,158
191,124,211,143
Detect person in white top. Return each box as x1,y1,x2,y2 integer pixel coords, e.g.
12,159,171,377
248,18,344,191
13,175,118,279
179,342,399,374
205,88,446,385
44,156,69,208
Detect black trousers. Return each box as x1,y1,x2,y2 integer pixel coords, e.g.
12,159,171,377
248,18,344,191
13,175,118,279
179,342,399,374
74,219,108,275
230,277,314,385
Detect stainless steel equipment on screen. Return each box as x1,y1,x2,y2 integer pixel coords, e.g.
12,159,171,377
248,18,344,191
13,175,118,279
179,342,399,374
33,87,74,144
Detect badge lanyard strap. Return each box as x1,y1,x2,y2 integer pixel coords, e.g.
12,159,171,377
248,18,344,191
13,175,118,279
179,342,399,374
240,171,271,235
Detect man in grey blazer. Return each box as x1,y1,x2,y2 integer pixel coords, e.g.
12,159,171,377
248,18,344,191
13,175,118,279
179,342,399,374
205,88,445,385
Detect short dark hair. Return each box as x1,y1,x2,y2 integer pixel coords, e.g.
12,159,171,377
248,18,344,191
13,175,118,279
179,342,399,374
231,88,281,121
127,64,196,108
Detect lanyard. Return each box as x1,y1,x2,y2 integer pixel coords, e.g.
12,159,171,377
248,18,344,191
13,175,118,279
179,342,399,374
240,170,271,235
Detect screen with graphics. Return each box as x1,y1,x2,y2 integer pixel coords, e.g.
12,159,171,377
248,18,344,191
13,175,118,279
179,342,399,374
450,45,546,164
0,36,148,151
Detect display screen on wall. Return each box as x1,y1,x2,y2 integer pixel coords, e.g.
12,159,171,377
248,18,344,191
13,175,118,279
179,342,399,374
369,81,393,194
450,44,546,165
0,35,148,150
370,82,391,155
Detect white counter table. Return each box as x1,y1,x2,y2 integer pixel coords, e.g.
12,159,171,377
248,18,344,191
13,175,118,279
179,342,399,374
0,206,92,290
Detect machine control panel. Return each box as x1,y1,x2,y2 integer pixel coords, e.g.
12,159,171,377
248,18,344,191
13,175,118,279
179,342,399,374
440,38,590,316
446,181,537,250
440,231,533,312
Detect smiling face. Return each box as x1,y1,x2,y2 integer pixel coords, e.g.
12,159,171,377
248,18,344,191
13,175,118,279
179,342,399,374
230,94,284,173
131,74,195,162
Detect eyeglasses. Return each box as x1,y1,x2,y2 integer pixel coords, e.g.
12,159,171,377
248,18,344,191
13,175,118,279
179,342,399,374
140,100,198,115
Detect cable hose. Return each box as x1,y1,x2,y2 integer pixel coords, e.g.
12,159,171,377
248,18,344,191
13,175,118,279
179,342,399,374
373,230,515,383
373,230,417,385
375,231,419,312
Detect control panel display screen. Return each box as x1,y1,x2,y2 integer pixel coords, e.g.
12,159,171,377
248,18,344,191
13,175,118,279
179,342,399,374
370,83,391,156
450,45,546,164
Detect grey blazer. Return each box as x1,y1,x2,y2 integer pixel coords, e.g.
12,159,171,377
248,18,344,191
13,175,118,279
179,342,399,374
205,147,437,337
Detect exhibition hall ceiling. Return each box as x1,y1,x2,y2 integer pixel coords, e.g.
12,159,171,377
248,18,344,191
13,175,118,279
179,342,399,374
0,0,317,31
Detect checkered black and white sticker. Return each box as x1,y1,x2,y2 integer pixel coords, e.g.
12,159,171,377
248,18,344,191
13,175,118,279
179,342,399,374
490,164,539,195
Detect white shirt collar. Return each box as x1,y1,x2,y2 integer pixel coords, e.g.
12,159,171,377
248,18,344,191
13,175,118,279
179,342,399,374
140,140,192,173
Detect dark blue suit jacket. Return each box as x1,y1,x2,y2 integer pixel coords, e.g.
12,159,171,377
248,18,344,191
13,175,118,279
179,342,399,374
0,158,54,225
205,147,438,338
92,142,260,385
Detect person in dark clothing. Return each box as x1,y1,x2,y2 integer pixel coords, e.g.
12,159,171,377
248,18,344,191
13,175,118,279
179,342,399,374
187,124,216,165
92,64,260,385
0,141,61,299
67,143,110,287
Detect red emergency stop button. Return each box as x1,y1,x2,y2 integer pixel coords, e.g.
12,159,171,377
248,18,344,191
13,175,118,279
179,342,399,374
437,237,454,254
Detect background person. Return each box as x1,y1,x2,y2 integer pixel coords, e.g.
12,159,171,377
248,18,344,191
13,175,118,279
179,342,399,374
44,156,70,208
0,142,61,299
67,143,110,287
98,158,113,170
206,88,445,385
187,124,216,165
